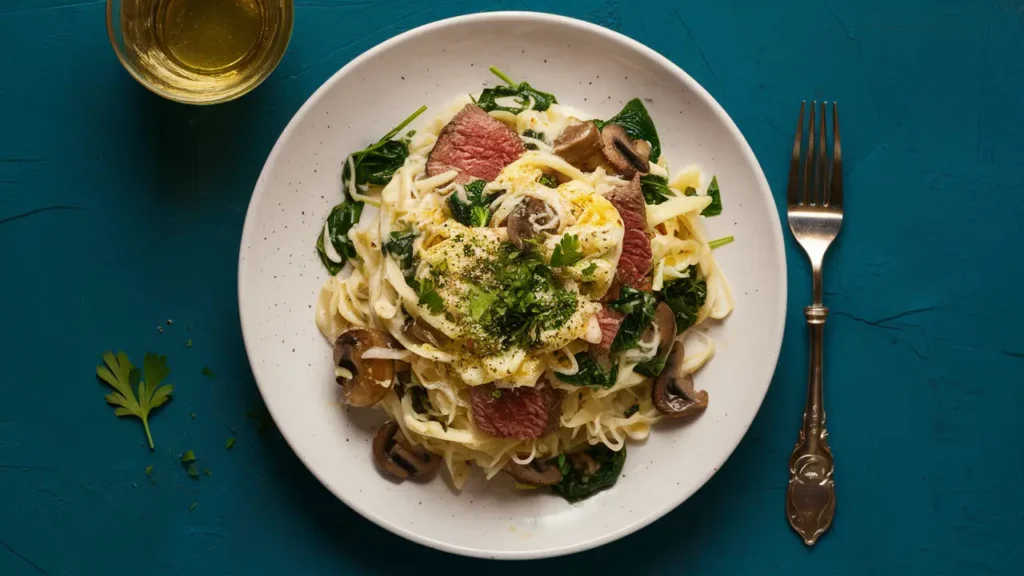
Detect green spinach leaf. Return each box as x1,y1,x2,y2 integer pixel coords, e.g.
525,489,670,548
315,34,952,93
640,174,674,205
316,202,364,275
553,444,627,503
556,353,618,388
382,228,418,271
702,176,723,216
448,180,497,227
608,286,658,353
594,99,662,162
623,404,640,418
342,106,427,190
659,266,707,333
475,67,557,114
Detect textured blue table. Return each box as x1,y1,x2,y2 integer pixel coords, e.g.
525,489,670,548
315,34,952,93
2,0,1022,574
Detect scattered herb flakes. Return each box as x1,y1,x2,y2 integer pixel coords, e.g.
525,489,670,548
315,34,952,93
96,351,173,450
181,450,196,463
580,262,598,280
201,367,214,378
187,463,200,478
491,389,503,399
189,502,198,512
204,468,212,477
190,412,196,420
226,437,236,450
185,339,193,348
145,465,153,476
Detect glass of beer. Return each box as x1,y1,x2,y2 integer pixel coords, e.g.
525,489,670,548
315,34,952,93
107,0,294,105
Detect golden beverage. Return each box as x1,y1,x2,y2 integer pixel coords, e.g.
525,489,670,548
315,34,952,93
107,0,293,104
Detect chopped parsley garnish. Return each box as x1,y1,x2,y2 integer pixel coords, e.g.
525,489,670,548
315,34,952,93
550,234,583,267
226,437,236,450
181,450,196,463
538,173,558,188
608,286,658,353
491,389,503,399
556,353,617,388
702,176,723,216
475,67,557,114
187,463,199,478
189,502,198,512
448,180,497,227
468,244,577,352
96,351,173,450
580,262,598,280
417,277,445,314
201,367,214,378
659,266,707,333
184,339,192,348
145,465,153,476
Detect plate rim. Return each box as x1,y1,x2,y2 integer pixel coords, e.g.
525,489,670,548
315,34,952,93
238,10,787,560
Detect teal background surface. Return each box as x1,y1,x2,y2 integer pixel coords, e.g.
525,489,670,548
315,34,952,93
2,0,1022,574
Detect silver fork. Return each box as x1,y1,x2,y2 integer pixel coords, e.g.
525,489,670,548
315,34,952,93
785,101,841,546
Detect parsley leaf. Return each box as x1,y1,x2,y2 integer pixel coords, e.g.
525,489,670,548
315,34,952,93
580,262,598,280
417,277,445,314
538,173,558,188
640,174,674,205
316,201,364,275
468,286,497,321
659,266,707,333
96,351,173,450
448,180,497,227
556,353,618,388
551,234,583,267
608,287,658,353
226,437,236,450
201,367,214,378
475,67,557,114
702,176,723,216
594,99,662,162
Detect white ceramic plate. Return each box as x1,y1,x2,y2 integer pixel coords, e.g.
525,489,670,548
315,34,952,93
239,12,786,559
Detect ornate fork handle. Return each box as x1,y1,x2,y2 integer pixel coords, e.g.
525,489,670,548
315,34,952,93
786,304,836,545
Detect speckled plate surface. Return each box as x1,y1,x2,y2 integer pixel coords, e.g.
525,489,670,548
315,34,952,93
238,12,786,559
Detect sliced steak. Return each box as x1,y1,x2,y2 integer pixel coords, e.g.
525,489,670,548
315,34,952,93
470,382,562,439
426,104,525,184
605,174,652,288
595,305,625,353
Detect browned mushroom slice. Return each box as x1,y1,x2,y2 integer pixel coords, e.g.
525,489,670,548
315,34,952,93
637,303,677,377
652,340,709,417
505,197,553,249
552,120,603,170
503,458,563,486
403,316,451,349
601,124,651,178
333,328,398,407
372,420,441,481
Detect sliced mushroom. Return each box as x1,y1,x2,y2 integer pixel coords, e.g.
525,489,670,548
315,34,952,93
403,316,451,349
503,458,563,486
553,120,604,170
601,124,651,178
333,327,397,407
505,197,552,249
568,451,601,476
638,302,677,376
372,420,441,480
652,340,709,417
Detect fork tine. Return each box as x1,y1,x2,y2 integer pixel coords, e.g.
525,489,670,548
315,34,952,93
817,101,826,204
788,102,805,206
804,102,815,205
829,102,842,207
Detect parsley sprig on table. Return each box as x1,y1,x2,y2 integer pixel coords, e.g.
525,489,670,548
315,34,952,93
96,351,173,450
